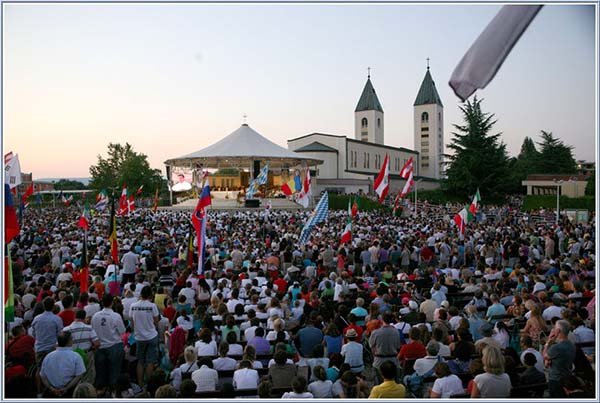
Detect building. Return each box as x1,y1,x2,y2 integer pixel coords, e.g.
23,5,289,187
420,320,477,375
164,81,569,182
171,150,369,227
576,160,595,178
288,67,443,195
521,174,588,198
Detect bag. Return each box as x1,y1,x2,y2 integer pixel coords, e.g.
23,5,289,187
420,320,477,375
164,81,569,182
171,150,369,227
404,356,441,397
181,363,194,380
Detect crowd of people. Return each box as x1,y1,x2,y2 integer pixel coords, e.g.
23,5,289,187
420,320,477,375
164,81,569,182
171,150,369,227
4,200,596,399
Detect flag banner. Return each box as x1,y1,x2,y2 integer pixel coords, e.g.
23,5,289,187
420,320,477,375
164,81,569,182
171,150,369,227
281,177,296,196
4,153,21,189
255,163,269,185
340,198,352,244
5,184,20,243
109,198,119,263
118,185,128,216
374,154,390,203
78,202,90,231
136,185,144,195
351,199,358,218
469,189,481,215
297,169,312,208
299,191,328,244
79,232,89,292
449,5,542,101
5,246,14,322
95,190,108,211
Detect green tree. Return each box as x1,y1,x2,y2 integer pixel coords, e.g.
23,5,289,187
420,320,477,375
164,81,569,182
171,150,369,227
53,179,87,190
444,96,511,200
510,136,542,193
89,143,164,197
536,130,577,174
585,171,595,196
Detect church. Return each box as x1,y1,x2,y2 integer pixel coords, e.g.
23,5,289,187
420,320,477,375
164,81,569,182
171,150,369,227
288,65,444,196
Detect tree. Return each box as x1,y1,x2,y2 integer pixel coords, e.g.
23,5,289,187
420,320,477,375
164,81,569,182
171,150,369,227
510,137,542,193
89,143,164,197
536,130,577,174
53,179,87,190
585,171,594,196
444,96,512,200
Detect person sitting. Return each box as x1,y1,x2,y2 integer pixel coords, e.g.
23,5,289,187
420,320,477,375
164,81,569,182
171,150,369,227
191,357,218,392
398,327,427,363
429,362,465,398
268,350,296,388
519,352,546,386
212,342,237,370
232,359,259,390
471,345,512,398
368,360,406,398
282,376,314,398
308,365,333,398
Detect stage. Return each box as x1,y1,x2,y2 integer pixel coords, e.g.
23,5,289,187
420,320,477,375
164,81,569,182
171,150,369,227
161,192,304,211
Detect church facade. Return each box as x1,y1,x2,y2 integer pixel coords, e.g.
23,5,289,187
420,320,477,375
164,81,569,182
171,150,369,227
288,67,444,196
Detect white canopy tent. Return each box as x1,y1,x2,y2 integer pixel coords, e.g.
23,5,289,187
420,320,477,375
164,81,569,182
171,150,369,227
164,124,323,169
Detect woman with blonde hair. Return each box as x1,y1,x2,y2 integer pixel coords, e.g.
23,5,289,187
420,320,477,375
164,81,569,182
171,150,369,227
266,318,289,341
170,345,199,392
522,304,547,345
470,346,511,398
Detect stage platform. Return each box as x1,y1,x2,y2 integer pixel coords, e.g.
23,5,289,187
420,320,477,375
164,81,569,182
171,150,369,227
159,196,304,211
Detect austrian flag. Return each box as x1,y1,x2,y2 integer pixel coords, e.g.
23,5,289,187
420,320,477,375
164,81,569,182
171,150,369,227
340,199,352,244
374,154,390,203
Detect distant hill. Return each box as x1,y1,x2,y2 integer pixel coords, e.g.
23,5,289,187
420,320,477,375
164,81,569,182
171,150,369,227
37,177,90,186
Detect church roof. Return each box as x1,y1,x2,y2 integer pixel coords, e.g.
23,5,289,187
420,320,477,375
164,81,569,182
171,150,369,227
414,68,443,107
355,77,384,113
294,141,338,153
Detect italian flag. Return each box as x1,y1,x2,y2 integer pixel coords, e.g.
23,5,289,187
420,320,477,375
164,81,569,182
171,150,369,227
454,206,470,234
78,202,90,231
469,189,481,215
340,199,352,244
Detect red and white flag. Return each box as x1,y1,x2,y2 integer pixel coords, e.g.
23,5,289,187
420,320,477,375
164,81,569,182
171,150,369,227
127,195,135,213
340,199,352,244
118,184,128,215
374,154,389,203
297,169,312,208
136,185,144,196
399,158,415,198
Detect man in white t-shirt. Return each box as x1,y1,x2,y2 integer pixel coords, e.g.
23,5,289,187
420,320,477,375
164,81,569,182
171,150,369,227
129,285,159,386
121,249,139,284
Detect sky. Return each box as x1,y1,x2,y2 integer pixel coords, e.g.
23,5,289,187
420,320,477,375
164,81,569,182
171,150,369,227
3,3,597,178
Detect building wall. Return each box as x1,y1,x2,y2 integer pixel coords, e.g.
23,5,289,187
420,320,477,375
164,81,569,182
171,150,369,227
346,140,418,178
522,180,587,198
354,110,384,144
289,135,349,180
414,104,443,179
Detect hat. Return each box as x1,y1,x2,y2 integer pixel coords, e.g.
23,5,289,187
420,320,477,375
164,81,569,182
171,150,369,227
532,282,546,293
345,328,358,338
402,297,410,305
441,300,449,309
408,300,418,310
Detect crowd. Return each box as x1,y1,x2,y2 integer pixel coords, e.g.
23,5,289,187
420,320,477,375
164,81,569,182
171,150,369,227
4,200,596,399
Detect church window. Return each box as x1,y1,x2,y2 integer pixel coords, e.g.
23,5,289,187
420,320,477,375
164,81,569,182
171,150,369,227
361,131,368,142
421,112,429,123
364,152,367,168
367,153,370,169
361,117,368,128
377,118,381,128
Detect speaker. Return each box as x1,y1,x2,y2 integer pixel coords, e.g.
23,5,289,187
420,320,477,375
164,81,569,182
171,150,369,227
253,160,260,179
245,199,260,208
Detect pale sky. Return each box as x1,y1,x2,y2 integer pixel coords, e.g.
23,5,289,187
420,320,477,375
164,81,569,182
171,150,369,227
3,3,596,178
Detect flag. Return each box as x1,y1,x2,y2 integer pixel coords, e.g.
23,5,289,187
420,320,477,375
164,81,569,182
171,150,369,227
374,154,390,203
454,207,470,234
197,180,212,211
118,184,128,215
469,189,481,215
297,169,312,208
21,183,34,206
5,184,20,244
449,5,543,101
128,195,135,213
78,202,90,231
340,199,352,244
351,198,358,218
109,198,119,263
136,185,144,196
4,151,13,165
299,191,328,244
397,157,415,199
61,192,73,207
95,190,108,211
4,153,21,189
187,224,195,269
246,180,259,199
5,247,14,322
255,164,269,185
392,192,402,215
79,232,89,292
294,172,302,192
153,188,159,213
281,177,296,196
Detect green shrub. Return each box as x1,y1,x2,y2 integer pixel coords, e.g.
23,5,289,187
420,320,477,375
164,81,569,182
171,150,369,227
327,194,387,211
522,195,595,212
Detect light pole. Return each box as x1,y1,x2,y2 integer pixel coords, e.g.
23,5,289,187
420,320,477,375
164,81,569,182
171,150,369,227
414,178,423,217
553,179,563,225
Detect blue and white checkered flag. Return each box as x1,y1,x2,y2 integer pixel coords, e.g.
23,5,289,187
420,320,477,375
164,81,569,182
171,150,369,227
299,191,328,244
246,181,259,199
255,163,269,185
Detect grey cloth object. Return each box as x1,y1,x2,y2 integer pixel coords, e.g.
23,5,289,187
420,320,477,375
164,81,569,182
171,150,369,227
449,5,543,101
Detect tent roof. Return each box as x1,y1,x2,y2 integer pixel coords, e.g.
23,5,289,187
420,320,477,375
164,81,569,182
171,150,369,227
164,124,323,168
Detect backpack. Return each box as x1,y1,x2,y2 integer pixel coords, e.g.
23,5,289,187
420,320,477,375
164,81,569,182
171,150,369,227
397,323,408,345
181,363,195,380
404,356,441,397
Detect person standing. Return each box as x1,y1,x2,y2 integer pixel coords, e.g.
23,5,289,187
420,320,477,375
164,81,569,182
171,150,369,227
91,294,126,396
39,332,86,397
129,285,160,387
121,248,139,285
31,297,63,364
369,312,401,369
543,320,576,398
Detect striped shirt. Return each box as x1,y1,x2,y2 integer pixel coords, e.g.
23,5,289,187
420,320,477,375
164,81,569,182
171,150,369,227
63,321,98,351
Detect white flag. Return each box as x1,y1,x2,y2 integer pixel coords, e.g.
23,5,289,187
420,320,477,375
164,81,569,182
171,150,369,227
4,153,21,189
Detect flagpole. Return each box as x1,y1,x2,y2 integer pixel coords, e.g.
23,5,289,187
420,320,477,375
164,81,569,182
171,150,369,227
414,181,418,217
